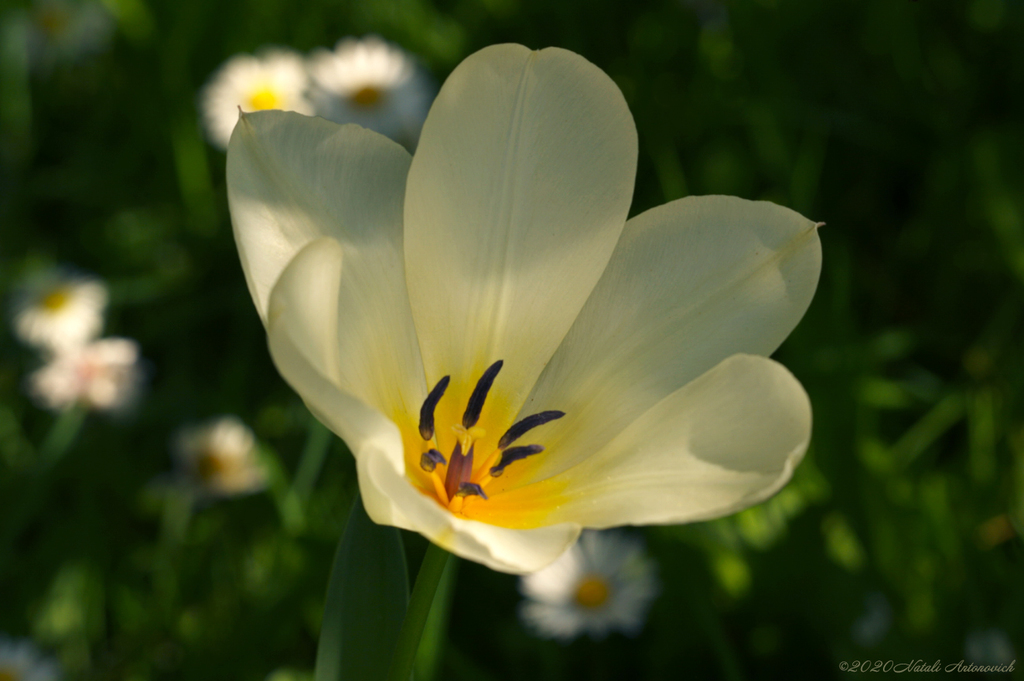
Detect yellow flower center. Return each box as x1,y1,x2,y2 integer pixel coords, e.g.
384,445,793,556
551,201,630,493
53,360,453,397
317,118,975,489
408,360,567,523
248,87,281,111
574,575,611,609
196,449,233,483
41,287,71,312
351,86,383,108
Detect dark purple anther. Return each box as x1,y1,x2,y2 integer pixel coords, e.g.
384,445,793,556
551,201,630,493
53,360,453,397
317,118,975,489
462,360,503,428
498,410,565,450
456,482,488,500
419,448,447,473
419,375,450,440
489,444,545,478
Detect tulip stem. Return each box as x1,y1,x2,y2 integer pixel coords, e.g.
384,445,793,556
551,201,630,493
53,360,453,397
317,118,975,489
385,541,451,681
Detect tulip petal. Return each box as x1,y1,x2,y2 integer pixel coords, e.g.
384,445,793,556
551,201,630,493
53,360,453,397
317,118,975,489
266,239,580,572
519,196,820,481
227,110,413,324
497,354,811,528
358,430,582,574
404,44,638,413
267,237,424,441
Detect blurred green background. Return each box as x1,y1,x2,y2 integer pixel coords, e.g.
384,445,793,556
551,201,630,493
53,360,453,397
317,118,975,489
2,0,1023,678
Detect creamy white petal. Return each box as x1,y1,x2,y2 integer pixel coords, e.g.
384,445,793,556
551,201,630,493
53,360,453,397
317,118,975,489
358,433,582,574
265,240,578,572
528,354,811,527
520,196,820,481
227,110,414,324
266,249,404,461
271,306,582,574
266,237,424,426
404,44,638,412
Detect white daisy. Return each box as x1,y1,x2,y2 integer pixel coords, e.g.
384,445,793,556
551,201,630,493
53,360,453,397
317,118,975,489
172,416,266,497
307,36,433,146
26,337,145,413
199,49,314,150
21,0,114,72
0,635,61,681
518,530,660,641
11,268,107,354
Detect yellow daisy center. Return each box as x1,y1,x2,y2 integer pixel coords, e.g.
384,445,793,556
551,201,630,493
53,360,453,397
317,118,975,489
41,287,71,312
0,667,20,681
351,86,383,108
574,575,611,609
248,87,281,111
196,449,233,483
408,360,566,521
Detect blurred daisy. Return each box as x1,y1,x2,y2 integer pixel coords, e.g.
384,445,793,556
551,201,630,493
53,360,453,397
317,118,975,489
200,49,314,150
26,337,145,413
21,0,114,72
0,635,61,681
12,268,107,354
518,531,659,641
308,36,433,146
173,416,266,498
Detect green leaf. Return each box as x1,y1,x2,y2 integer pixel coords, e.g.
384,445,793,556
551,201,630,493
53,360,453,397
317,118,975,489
315,493,409,681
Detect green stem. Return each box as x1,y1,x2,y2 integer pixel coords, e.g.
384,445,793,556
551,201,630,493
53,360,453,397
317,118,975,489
0,405,87,577
414,555,459,681
36,404,87,472
292,417,332,503
384,542,451,681
686,576,746,681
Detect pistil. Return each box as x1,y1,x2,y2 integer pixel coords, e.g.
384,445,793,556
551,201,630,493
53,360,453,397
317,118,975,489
415,360,565,513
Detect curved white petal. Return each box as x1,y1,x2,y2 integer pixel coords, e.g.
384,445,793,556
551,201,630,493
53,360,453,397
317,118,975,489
358,428,581,574
520,196,820,481
227,110,413,324
404,44,638,413
266,236,424,436
529,354,811,527
266,239,579,573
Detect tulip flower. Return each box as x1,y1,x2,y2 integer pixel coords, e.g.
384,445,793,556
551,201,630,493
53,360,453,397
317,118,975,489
227,44,821,573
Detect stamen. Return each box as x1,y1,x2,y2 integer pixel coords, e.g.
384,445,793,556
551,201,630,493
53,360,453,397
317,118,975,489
419,375,451,440
419,449,446,472
444,443,474,501
498,410,565,450
455,482,488,500
462,360,503,428
489,444,544,478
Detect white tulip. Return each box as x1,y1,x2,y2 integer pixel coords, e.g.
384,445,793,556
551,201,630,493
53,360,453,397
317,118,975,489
226,44,821,574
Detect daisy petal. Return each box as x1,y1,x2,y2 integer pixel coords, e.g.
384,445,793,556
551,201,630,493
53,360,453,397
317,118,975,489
522,196,820,481
487,354,810,527
404,44,638,412
266,237,424,429
227,110,413,324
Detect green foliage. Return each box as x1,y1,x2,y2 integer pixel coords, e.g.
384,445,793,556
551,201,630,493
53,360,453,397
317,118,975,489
315,495,408,681
1,0,1023,678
